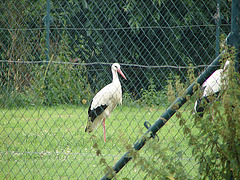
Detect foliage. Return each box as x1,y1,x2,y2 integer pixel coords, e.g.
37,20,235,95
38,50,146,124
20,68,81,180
0,61,92,108
0,1,96,107
122,78,168,107
0,1,45,108
128,138,193,180
0,0,233,105
91,132,193,179
83,0,231,94
28,61,92,106
139,78,168,106
177,43,240,179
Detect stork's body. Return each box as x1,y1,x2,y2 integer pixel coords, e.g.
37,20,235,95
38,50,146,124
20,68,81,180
194,60,230,117
85,63,126,142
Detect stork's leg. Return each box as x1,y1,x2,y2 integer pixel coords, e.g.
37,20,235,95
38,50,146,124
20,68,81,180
102,118,106,142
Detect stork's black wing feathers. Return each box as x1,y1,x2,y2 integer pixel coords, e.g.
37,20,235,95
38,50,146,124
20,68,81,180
195,91,220,117
88,101,108,122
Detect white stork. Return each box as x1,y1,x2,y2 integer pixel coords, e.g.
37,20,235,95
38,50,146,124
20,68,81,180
85,63,127,142
194,60,230,118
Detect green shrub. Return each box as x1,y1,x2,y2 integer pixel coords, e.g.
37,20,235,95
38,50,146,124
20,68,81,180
128,78,168,107
0,62,34,108
178,43,240,179
27,62,92,106
129,139,194,180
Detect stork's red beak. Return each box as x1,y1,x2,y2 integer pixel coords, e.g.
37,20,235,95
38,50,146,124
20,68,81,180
117,69,127,80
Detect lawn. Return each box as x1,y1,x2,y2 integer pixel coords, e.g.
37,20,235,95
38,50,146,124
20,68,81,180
0,104,198,179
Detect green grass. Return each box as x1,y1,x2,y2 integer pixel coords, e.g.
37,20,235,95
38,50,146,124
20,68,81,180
0,105,198,179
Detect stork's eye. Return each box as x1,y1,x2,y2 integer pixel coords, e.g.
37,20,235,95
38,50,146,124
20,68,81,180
115,66,118,68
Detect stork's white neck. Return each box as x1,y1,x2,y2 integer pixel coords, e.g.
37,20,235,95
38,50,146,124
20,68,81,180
112,69,119,83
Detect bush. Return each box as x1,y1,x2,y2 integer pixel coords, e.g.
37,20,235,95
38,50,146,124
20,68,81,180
27,62,92,106
123,78,168,107
0,62,35,108
178,44,240,179
130,139,193,180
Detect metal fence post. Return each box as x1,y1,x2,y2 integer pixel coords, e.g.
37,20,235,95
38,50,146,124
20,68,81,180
226,0,240,70
45,0,51,62
214,0,221,57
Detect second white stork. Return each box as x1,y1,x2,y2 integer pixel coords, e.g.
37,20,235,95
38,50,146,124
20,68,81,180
85,63,127,142
194,60,230,117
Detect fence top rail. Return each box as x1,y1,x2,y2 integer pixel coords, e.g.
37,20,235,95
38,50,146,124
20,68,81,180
0,60,220,69
0,24,231,32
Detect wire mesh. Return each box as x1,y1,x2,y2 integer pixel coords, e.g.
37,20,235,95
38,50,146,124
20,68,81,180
0,0,237,179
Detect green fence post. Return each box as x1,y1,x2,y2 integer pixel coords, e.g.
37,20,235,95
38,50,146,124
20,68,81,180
215,0,221,57
226,0,240,70
45,0,51,62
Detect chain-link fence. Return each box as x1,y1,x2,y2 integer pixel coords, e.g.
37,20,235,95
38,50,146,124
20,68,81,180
1,0,239,179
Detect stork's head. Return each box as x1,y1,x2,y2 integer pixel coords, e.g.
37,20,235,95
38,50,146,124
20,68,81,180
112,63,127,80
